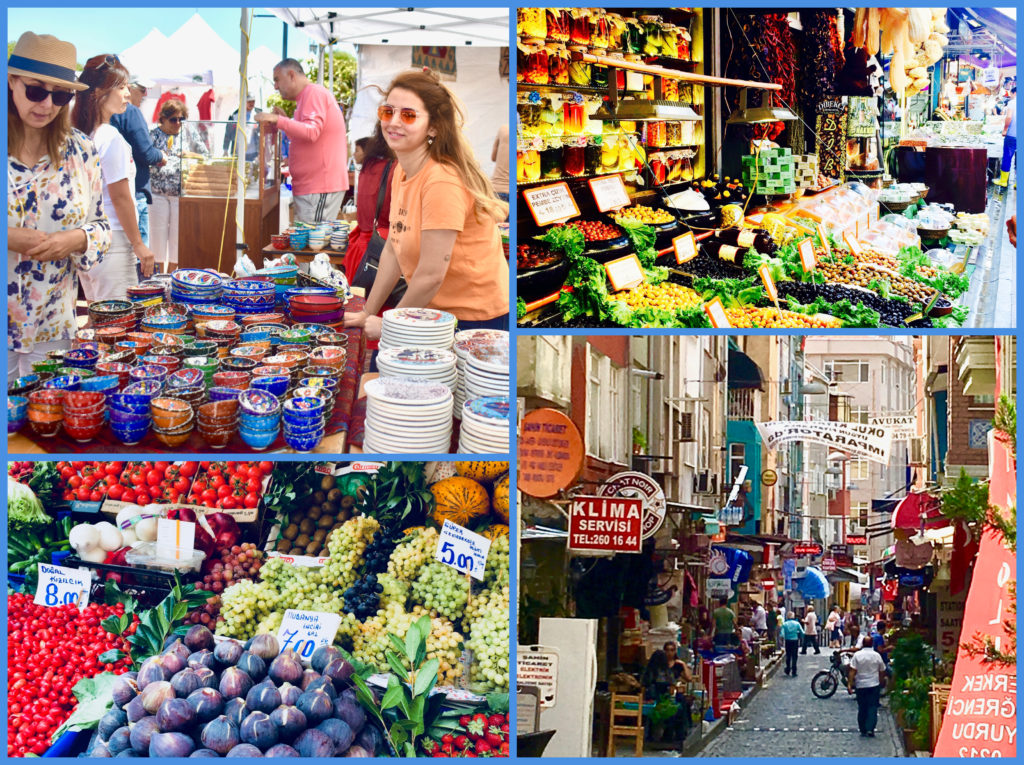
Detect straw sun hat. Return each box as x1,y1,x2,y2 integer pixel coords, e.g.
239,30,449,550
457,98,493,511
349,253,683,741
7,31,88,91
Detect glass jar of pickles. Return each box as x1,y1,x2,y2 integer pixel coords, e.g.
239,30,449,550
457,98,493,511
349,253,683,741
563,144,586,177
569,9,591,46
590,11,610,49
563,100,585,136
518,103,542,137
646,120,667,148
624,54,644,91
541,145,563,179
665,152,685,183
568,45,591,88
585,142,603,175
665,121,682,146
547,43,569,85
623,18,644,55
590,49,608,88
641,15,664,56
517,8,546,40
517,148,541,183
546,8,570,43
663,78,680,102
662,25,680,59
518,41,550,85
649,152,668,185
606,13,627,51
677,28,692,61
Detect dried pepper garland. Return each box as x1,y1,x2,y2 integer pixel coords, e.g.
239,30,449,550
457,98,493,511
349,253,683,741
725,12,797,142
798,11,843,115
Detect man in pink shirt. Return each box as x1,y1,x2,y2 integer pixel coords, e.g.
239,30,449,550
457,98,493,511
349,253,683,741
256,58,349,224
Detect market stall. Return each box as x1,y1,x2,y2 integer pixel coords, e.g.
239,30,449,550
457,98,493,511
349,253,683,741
516,8,1014,329
6,460,511,758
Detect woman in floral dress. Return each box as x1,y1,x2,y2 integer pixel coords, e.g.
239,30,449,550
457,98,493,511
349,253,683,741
7,32,110,380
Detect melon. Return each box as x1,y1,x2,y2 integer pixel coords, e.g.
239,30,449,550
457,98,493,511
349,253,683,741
479,524,509,541
430,477,490,528
492,473,510,523
454,461,509,483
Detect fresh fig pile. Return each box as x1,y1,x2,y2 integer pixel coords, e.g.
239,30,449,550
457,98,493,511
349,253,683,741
87,625,382,758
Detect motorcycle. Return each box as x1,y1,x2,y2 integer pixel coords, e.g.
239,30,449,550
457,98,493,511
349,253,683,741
812,650,888,699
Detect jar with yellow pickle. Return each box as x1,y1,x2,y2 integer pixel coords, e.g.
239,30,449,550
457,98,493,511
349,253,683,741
518,40,550,85
517,9,546,40
624,54,644,91
599,138,620,173
518,102,542,137
590,49,608,88
540,143,563,179
662,25,680,59
641,15,663,57
665,151,685,183
569,9,591,46
546,8,570,43
665,121,682,146
622,137,642,173
547,43,569,85
646,120,667,148
517,148,542,182
606,13,627,51
663,79,680,102
538,98,563,137
568,44,591,88
590,11,610,50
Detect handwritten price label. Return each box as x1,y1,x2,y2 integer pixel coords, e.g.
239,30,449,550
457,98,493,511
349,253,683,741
277,609,343,665
604,254,645,292
673,232,698,264
843,230,862,256
703,297,732,328
436,520,491,581
758,264,779,303
35,563,91,609
815,224,831,258
588,174,631,212
798,238,817,272
522,183,580,227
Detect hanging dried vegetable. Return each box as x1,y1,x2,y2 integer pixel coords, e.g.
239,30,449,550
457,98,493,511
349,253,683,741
724,12,797,142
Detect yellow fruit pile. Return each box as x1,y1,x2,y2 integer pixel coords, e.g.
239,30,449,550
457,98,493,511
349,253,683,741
612,204,675,226
723,306,842,329
616,282,702,311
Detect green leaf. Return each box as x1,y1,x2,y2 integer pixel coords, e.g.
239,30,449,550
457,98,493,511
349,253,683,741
50,672,120,742
414,658,440,697
381,675,405,710
100,616,122,636
97,649,124,664
485,692,510,714
414,614,432,640
385,650,410,680
409,695,427,735
388,633,407,657
404,626,422,666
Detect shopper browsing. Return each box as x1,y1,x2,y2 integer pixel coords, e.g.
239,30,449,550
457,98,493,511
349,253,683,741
256,59,349,224
72,54,155,297
801,605,821,654
344,129,396,281
847,640,887,737
344,69,510,339
7,32,111,378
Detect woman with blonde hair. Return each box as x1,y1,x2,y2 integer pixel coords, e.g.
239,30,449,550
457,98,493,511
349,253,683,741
345,68,509,340
71,53,155,298
7,32,110,379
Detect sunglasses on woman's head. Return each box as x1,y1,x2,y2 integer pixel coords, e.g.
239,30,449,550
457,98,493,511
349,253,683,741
377,104,423,125
20,81,75,107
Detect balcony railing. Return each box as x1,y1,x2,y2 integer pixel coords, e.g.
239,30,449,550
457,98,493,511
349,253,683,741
728,388,756,420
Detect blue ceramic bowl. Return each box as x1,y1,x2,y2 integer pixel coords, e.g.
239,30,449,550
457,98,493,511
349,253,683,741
240,425,279,450
240,410,281,430
9,395,29,420
283,415,326,436
284,429,323,452
238,388,280,415
250,375,290,398
79,374,120,392
109,406,150,425
130,364,170,384
125,380,164,397
238,329,271,344
297,377,338,396
108,393,153,413
110,421,150,442
283,395,326,418
208,387,242,402
168,368,206,388
8,417,26,433
43,375,81,391
64,349,100,368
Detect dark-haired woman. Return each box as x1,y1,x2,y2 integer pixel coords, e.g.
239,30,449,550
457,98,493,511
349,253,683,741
72,53,155,299
7,32,110,380
344,128,396,280
344,68,509,339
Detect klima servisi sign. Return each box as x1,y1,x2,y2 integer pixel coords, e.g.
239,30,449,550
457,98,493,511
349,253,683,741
755,420,893,464
568,496,644,553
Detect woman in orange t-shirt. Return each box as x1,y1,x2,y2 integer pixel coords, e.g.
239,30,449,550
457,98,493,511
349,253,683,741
344,68,509,341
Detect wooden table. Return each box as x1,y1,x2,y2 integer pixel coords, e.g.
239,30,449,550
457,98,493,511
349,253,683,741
260,246,346,269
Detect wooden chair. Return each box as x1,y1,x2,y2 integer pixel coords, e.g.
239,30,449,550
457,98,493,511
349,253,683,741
606,691,645,757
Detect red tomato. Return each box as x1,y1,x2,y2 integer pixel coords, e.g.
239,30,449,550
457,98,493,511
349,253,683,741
180,462,198,478
173,478,189,494
104,462,123,475
107,484,124,501
201,489,218,505
216,485,232,499
221,496,237,509
89,490,103,502
121,489,136,503
76,486,91,501
146,470,163,487
210,475,226,490
69,476,83,489
154,461,171,473
243,492,260,509
135,489,151,505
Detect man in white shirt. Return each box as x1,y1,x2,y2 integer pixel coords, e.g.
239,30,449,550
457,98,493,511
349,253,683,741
800,606,820,655
751,601,768,637
848,642,887,737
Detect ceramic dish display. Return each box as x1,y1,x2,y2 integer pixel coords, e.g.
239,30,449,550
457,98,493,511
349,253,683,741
458,396,510,454
363,376,454,454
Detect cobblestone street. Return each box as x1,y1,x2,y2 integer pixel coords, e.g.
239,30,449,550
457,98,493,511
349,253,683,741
698,652,904,757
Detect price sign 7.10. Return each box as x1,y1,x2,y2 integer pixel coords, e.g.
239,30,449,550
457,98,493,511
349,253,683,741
436,520,491,581
35,563,91,609
276,609,343,666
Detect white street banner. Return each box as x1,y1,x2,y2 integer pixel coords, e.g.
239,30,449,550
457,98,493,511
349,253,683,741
868,414,916,440
755,420,892,464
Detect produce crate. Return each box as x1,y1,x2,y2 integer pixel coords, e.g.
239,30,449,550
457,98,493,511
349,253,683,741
64,554,180,607
43,729,92,758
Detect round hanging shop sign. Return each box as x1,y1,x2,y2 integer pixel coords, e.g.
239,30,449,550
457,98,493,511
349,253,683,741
761,469,778,486
518,408,585,499
597,471,666,539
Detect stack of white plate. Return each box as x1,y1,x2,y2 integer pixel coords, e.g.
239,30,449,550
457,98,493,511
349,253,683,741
380,308,457,351
364,376,453,454
377,347,458,391
330,222,350,252
464,339,510,402
453,330,508,418
458,396,510,454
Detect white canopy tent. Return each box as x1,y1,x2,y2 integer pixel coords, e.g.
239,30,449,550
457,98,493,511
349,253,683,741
268,7,509,47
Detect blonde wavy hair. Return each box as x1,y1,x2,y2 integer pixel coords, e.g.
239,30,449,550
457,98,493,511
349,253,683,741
384,68,508,224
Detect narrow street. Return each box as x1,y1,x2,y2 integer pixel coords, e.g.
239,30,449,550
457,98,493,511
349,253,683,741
697,652,903,758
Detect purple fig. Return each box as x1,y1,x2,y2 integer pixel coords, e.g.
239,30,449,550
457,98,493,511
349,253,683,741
156,696,196,732
149,731,195,757
237,651,267,682
269,705,307,743
107,726,132,755
124,695,147,724
223,697,248,727
246,678,281,714
214,640,244,668
185,624,215,652
240,710,279,750
294,728,334,758
141,681,175,714
163,639,190,671
304,675,336,700
296,690,333,725
299,669,320,690
333,696,366,735
171,668,204,698
265,743,300,757
186,687,225,723
99,707,128,740
310,644,341,675
278,682,301,707
226,743,263,757
90,742,112,757
345,745,372,757
355,726,381,757
129,716,160,754
190,749,220,757
248,633,280,661
200,715,240,755
137,656,170,689
188,650,216,670
268,651,304,686
323,657,354,689
111,675,140,708
193,666,218,689
317,717,354,754
219,666,254,700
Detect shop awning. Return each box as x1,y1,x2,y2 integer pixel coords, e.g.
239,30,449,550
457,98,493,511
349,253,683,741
796,567,832,599
890,491,947,530
826,567,864,583
727,348,764,390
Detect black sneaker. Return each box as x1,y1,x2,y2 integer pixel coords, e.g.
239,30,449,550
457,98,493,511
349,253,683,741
867,731,875,738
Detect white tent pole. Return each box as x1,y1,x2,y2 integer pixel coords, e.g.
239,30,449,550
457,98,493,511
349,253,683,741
317,45,325,86
235,8,249,267
329,41,335,97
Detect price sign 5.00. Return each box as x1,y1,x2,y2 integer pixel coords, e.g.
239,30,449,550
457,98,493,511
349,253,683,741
436,520,491,581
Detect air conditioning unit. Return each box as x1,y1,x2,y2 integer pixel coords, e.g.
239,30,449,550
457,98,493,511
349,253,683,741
693,471,718,495
677,412,696,442
909,436,925,465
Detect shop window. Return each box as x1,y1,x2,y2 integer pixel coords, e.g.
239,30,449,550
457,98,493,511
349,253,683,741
729,443,746,483
586,349,627,463
852,502,870,526
850,406,870,424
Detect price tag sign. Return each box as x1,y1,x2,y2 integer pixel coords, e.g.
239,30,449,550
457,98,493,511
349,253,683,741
798,238,817,272
843,230,862,256
156,518,195,561
522,182,580,227
703,297,732,328
673,231,698,264
758,264,779,303
588,174,631,212
605,254,645,292
436,520,491,581
35,563,91,608
276,609,343,665
815,224,831,257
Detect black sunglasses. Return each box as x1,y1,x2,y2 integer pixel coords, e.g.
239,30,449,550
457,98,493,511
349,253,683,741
165,117,185,124
21,82,75,107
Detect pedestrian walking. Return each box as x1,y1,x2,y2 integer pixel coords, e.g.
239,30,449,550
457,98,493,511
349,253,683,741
826,606,842,648
751,600,768,638
801,605,821,654
847,640,887,737
843,610,856,646
780,611,803,677
766,603,777,646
